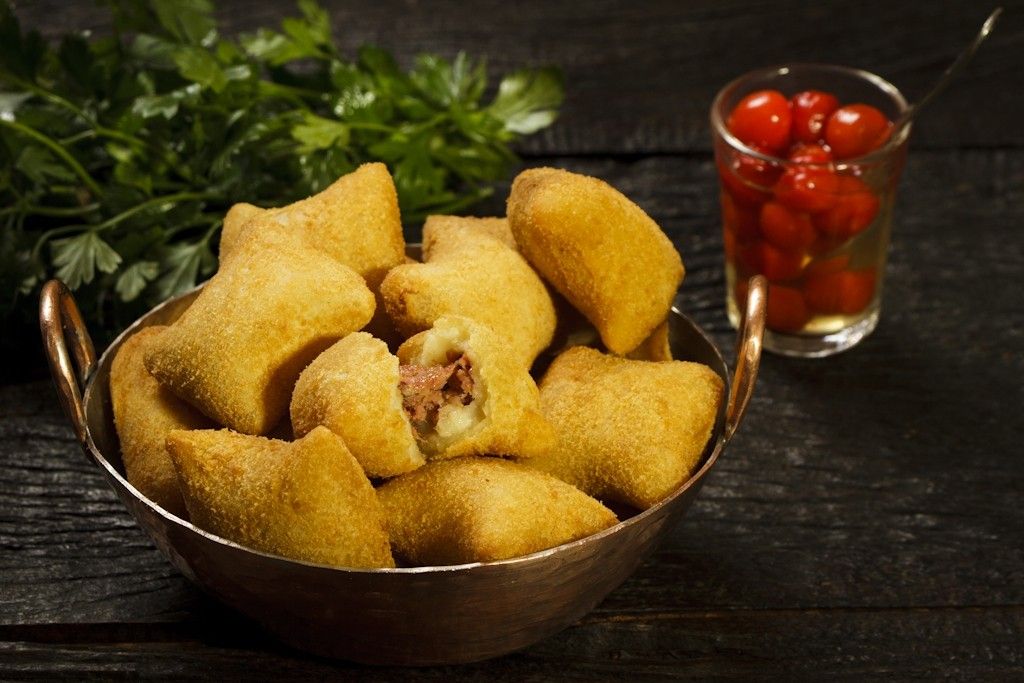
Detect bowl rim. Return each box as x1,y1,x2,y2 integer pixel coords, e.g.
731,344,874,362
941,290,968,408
83,290,730,575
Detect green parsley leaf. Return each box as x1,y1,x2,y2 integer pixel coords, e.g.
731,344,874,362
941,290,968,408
115,260,160,301
51,232,123,290
489,67,565,134
292,112,350,152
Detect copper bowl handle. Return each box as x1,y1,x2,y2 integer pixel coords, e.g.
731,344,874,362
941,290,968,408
39,279,97,449
725,275,767,442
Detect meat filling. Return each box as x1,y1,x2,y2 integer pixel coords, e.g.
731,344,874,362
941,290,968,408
398,354,474,438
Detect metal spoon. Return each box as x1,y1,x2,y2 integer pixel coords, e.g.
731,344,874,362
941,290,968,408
892,7,1003,135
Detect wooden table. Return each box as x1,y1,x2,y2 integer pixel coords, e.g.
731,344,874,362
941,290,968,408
3,1,1022,678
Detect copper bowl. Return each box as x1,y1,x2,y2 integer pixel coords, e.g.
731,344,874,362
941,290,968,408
39,263,767,666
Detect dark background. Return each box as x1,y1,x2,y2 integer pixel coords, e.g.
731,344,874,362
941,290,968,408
3,1,1023,678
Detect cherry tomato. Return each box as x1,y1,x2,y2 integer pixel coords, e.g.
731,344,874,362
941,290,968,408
759,201,816,251
787,142,833,165
753,241,805,282
735,241,763,277
726,89,792,154
723,227,736,261
812,175,879,239
804,269,877,315
733,277,749,310
774,167,839,213
805,253,850,277
790,90,840,144
824,104,892,159
717,145,781,207
766,284,810,333
721,191,761,242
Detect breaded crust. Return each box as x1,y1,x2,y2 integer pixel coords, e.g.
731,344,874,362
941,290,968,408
291,332,425,478
377,457,617,565
626,319,673,362
217,163,404,288
381,215,556,366
166,426,394,569
144,229,375,435
396,316,554,460
110,326,211,517
220,202,264,256
424,215,518,253
507,167,685,354
529,346,723,509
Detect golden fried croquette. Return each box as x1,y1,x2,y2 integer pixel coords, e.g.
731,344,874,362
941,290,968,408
220,202,264,257
217,162,404,290
380,215,556,366
396,315,554,460
626,319,673,362
167,426,394,568
507,167,685,355
291,333,425,478
427,215,518,252
145,229,375,435
377,457,617,565
529,346,723,509
110,326,211,517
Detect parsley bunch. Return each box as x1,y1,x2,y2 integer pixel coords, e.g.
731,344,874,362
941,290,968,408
0,0,562,352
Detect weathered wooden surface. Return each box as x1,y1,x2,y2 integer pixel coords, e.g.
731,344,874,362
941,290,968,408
4,0,1024,678
12,0,1024,154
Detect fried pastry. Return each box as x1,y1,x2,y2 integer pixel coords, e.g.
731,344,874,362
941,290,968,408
381,215,556,366
167,426,394,568
145,229,375,435
529,346,723,509
217,163,404,288
377,457,617,565
507,167,685,354
626,319,673,362
220,201,263,255
396,315,554,460
291,333,425,478
110,326,211,517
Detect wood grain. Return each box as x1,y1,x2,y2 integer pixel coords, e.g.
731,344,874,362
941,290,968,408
11,0,1024,154
3,151,1021,634
1,608,1022,679
3,1,1023,674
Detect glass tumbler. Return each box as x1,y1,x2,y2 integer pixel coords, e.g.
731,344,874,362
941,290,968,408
711,64,910,357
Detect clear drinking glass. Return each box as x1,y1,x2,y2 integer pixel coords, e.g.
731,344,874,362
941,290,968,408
711,64,910,357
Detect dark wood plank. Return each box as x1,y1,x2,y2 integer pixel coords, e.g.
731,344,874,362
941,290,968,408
3,149,1022,633
11,0,1024,154
1,607,1021,679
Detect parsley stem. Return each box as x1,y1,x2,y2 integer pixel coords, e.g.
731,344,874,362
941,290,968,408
0,203,101,218
0,119,103,197
92,191,219,233
30,191,218,262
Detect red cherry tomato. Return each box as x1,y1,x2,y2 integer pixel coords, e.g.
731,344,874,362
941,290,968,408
790,90,840,144
804,269,877,315
735,242,763,277
812,175,879,239
766,284,810,333
774,167,839,213
733,277,749,310
759,201,816,251
721,191,761,242
787,143,833,165
717,145,781,207
805,253,850,277
726,89,792,154
756,241,805,282
824,104,892,159
723,227,736,261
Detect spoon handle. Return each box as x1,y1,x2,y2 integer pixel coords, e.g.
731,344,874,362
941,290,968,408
894,6,1003,131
